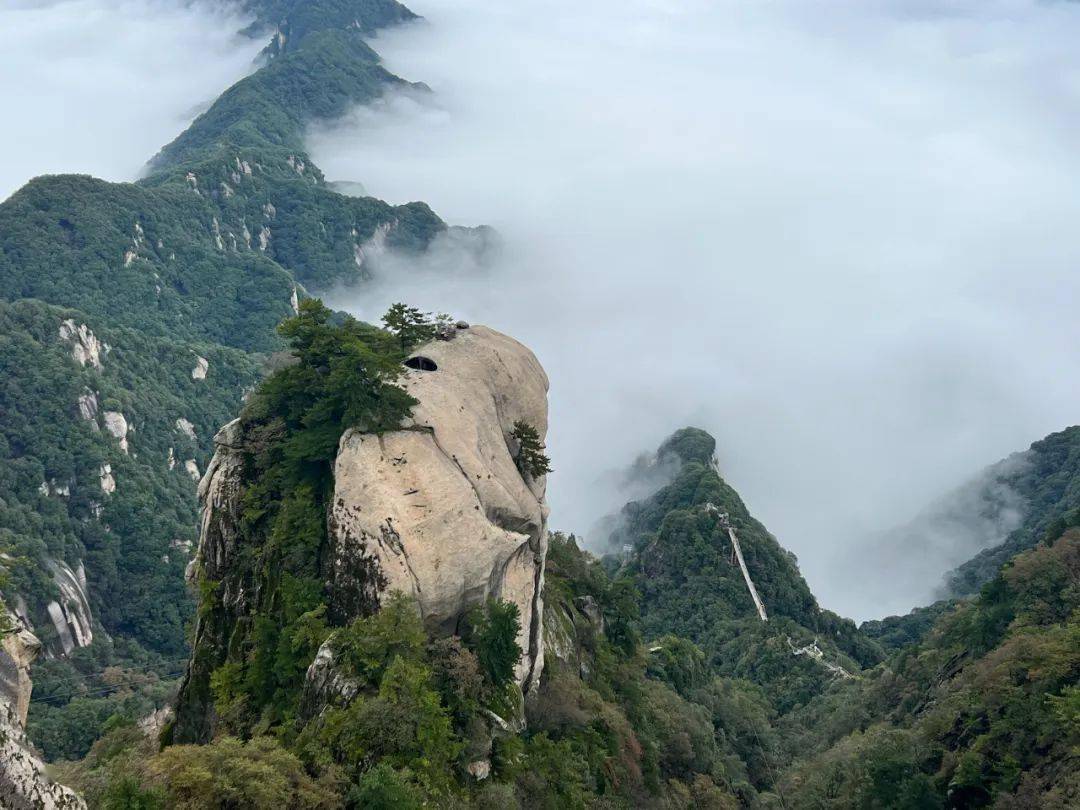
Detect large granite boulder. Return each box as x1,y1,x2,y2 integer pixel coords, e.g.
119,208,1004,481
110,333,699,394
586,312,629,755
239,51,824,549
328,324,550,690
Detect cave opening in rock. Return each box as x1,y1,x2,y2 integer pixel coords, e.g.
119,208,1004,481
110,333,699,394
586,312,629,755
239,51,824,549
404,355,438,371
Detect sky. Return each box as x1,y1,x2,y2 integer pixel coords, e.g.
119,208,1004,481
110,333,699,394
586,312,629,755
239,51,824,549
307,0,1080,619
0,0,261,201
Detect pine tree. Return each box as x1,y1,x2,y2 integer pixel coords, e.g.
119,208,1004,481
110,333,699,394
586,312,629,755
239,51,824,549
510,420,552,479
381,303,435,351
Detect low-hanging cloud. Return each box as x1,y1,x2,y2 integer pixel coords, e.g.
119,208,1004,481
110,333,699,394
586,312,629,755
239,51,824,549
0,0,262,201
310,0,1080,620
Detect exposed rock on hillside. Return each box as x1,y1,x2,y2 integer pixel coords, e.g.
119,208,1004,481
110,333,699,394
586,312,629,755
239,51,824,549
103,410,129,454
0,605,86,809
58,319,106,370
43,560,94,657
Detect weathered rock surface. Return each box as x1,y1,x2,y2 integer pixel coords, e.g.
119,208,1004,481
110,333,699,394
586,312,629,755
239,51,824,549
43,559,94,657
174,325,550,743
170,419,250,743
0,605,87,809
58,319,105,370
175,417,197,441
99,463,115,495
329,325,550,690
103,410,129,454
76,389,99,423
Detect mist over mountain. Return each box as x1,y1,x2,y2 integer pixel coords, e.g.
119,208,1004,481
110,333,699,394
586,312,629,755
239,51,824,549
0,0,261,200
309,0,1080,619
0,1,1078,807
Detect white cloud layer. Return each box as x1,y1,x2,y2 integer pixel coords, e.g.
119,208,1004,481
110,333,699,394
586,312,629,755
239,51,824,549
310,0,1080,620
0,0,261,200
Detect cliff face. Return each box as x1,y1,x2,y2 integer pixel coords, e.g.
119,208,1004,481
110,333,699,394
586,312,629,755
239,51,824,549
0,609,86,809
329,325,550,690
174,323,550,741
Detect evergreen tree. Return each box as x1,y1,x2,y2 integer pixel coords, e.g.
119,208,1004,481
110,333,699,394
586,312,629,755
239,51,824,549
382,303,436,351
510,420,552,479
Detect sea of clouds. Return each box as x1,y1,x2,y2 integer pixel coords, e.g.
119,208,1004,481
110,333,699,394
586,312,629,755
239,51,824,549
309,0,1080,619
0,0,261,200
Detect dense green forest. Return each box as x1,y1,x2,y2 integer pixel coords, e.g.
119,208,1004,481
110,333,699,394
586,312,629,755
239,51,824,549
0,0,445,764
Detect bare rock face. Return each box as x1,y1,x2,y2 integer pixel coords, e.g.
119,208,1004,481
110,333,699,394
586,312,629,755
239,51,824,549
77,389,99,423
43,560,94,657
329,325,550,690
175,417,197,441
0,605,87,809
170,420,249,743
103,411,129,454
174,326,550,743
0,613,39,727
99,463,115,495
58,319,105,370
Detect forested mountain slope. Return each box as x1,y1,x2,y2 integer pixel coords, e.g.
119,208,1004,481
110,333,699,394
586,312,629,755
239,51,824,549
0,0,449,765
945,426,1080,595
609,429,883,712
777,525,1080,808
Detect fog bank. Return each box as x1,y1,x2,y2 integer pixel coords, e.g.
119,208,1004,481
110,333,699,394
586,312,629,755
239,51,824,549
310,0,1080,620
0,0,261,200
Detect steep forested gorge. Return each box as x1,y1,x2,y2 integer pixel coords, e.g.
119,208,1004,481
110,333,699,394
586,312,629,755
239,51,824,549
0,1,1077,808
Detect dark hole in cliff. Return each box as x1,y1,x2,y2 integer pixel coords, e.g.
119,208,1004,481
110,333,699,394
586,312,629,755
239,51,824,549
404,356,438,372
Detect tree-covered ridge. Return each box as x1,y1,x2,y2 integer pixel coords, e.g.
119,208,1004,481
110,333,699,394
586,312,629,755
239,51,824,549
610,428,883,712
242,0,418,55
149,29,408,171
0,174,297,353
0,0,444,351
777,525,1080,808
946,425,1080,596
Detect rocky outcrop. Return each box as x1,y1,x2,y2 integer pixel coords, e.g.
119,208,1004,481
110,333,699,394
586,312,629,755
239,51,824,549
99,463,115,494
0,605,87,809
543,585,606,681
170,420,250,743
0,614,38,728
103,410,129,454
328,325,550,690
175,417,197,441
43,559,94,657
174,325,551,742
76,389,99,423
58,319,106,370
